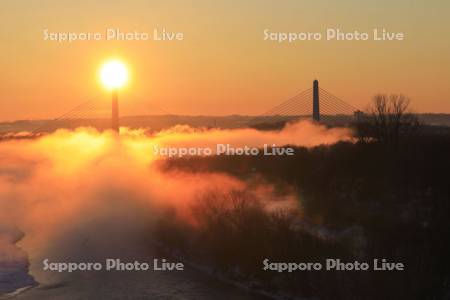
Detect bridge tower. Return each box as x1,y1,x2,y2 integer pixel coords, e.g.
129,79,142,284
112,90,119,132
313,79,320,122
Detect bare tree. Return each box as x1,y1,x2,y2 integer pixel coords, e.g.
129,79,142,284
356,94,420,144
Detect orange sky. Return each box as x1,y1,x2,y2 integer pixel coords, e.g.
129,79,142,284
1,0,449,121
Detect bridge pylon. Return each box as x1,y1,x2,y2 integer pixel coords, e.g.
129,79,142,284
112,90,119,132
313,79,320,122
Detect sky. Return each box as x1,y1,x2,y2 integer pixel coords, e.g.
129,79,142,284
0,0,449,121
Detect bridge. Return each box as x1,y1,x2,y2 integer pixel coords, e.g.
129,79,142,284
249,80,359,127
28,80,359,135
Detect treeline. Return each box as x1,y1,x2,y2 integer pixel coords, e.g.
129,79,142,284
154,96,450,299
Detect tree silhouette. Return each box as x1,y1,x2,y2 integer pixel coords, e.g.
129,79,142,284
356,94,420,144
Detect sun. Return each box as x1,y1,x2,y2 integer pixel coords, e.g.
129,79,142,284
100,60,128,89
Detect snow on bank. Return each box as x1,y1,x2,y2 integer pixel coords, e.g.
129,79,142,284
0,225,36,295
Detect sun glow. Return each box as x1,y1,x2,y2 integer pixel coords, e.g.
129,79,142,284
100,60,128,89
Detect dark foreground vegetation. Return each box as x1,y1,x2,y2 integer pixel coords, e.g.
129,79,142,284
154,96,450,299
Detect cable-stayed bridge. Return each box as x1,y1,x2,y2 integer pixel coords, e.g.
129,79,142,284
249,80,359,128
30,93,172,134
0,80,360,137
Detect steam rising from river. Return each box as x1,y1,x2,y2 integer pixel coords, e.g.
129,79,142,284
0,121,351,287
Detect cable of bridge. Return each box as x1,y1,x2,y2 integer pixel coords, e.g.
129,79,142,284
32,91,176,134
249,85,360,126
126,92,174,116
319,88,359,112
263,94,312,117
319,94,356,112
262,90,313,115
319,95,354,114
261,88,313,116
319,91,357,112
256,93,313,124
32,95,103,134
